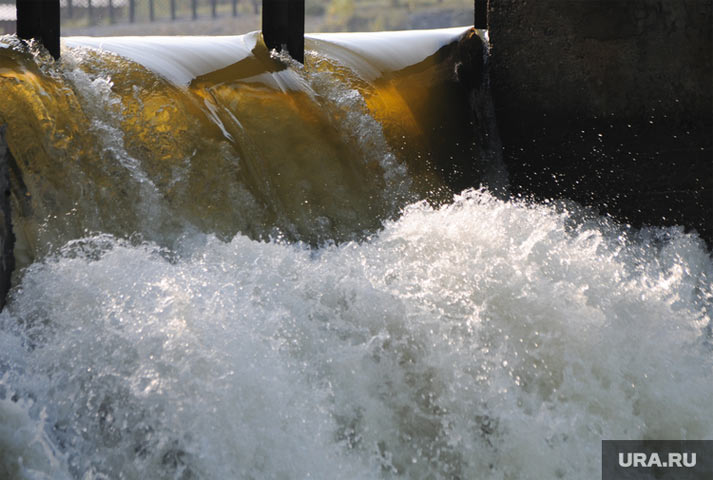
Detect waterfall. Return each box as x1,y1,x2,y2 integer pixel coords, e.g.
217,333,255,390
0,27,711,480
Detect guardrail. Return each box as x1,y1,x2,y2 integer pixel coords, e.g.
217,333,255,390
60,0,260,25
0,0,260,35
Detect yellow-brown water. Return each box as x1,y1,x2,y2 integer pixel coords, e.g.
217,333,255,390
0,28,482,267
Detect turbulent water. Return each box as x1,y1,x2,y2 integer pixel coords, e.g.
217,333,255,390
1,28,488,267
1,28,712,480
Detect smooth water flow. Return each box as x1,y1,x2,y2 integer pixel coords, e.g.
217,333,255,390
0,28,711,480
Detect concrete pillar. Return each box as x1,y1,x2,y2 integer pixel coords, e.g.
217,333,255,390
0,126,15,310
474,0,487,29
16,0,60,59
262,0,304,63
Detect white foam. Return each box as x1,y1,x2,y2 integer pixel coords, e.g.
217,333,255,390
307,26,471,80
0,384,71,480
62,26,471,85
63,33,260,85
1,190,710,479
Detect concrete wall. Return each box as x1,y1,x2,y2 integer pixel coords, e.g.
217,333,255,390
487,0,712,244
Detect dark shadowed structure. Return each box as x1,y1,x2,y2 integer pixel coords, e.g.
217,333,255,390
0,126,15,310
487,0,712,244
262,0,304,62
16,0,60,59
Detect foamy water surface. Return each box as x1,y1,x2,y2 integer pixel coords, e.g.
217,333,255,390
1,190,711,480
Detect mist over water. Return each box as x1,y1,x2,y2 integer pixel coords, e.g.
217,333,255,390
1,29,712,480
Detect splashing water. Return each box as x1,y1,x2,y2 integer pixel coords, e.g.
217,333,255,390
1,28,480,265
0,28,711,480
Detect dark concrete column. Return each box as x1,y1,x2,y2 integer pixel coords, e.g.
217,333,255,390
474,0,487,29
262,0,304,63
16,0,60,59
0,127,16,311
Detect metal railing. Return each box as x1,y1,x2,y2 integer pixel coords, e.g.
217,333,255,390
60,0,259,26
1,1,474,36
0,0,261,34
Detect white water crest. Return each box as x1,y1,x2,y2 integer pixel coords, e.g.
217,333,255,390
63,33,261,86
1,190,711,480
63,27,472,86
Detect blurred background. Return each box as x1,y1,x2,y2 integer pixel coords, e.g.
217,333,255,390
0,0,473,36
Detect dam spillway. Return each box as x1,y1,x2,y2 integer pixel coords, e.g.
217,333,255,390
0,27,712,480
1,27,490,267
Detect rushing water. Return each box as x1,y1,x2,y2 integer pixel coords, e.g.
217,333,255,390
0,28,712,480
